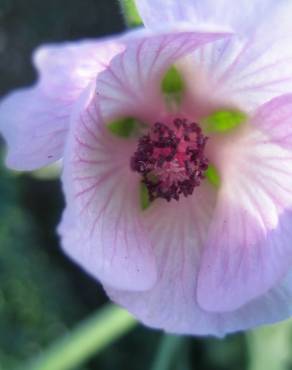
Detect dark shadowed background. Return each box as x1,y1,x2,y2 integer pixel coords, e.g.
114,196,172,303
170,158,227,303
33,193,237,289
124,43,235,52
0,0,273,369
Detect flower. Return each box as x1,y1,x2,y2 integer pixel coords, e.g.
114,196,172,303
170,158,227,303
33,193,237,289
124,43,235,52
2,0,292,336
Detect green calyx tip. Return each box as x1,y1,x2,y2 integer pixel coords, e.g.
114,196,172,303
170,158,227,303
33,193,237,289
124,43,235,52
107,117,142,138
203,109,247,133
140,182,150,210
161,66,184,95
205,165,220,187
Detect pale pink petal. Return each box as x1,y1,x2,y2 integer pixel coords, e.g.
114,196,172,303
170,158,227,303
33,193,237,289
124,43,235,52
106,184,220,335
251,94,292,149
135,0,282,34
135,0,201,30
33,40,124,99
106,184,292,336
96,30,231,122
0,39,124,170
60,88,157,291
180,1,292,113
0,88,69,170
197,112,292,311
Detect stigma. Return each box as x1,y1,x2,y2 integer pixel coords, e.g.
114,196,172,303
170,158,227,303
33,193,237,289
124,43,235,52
130,118,209,202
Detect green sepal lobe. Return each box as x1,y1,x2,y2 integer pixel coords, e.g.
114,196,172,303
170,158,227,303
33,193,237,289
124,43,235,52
203,109,247,133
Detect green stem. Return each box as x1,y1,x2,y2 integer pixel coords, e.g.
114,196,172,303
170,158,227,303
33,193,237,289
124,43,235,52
177,341,191,370
151,335,184,370
247,320,292,370
23,304,137,370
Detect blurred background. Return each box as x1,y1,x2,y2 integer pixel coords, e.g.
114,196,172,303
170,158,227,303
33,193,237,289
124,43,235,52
0,1,291,369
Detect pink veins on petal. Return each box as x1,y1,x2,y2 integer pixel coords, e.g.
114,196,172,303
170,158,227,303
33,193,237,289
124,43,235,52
4,0,292,337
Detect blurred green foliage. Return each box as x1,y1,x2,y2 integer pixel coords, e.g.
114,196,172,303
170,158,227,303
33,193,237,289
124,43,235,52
0,164,88,368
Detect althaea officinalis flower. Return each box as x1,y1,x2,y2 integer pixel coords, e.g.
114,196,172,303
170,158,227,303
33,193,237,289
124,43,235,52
2,0,292,336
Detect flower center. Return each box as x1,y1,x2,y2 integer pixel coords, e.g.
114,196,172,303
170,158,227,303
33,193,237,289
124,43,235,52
130,118,209,202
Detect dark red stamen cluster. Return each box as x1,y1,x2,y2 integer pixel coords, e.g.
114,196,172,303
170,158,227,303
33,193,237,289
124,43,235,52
130,118,209,202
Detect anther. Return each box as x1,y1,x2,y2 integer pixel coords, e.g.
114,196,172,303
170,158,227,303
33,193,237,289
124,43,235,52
130,118,209,202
